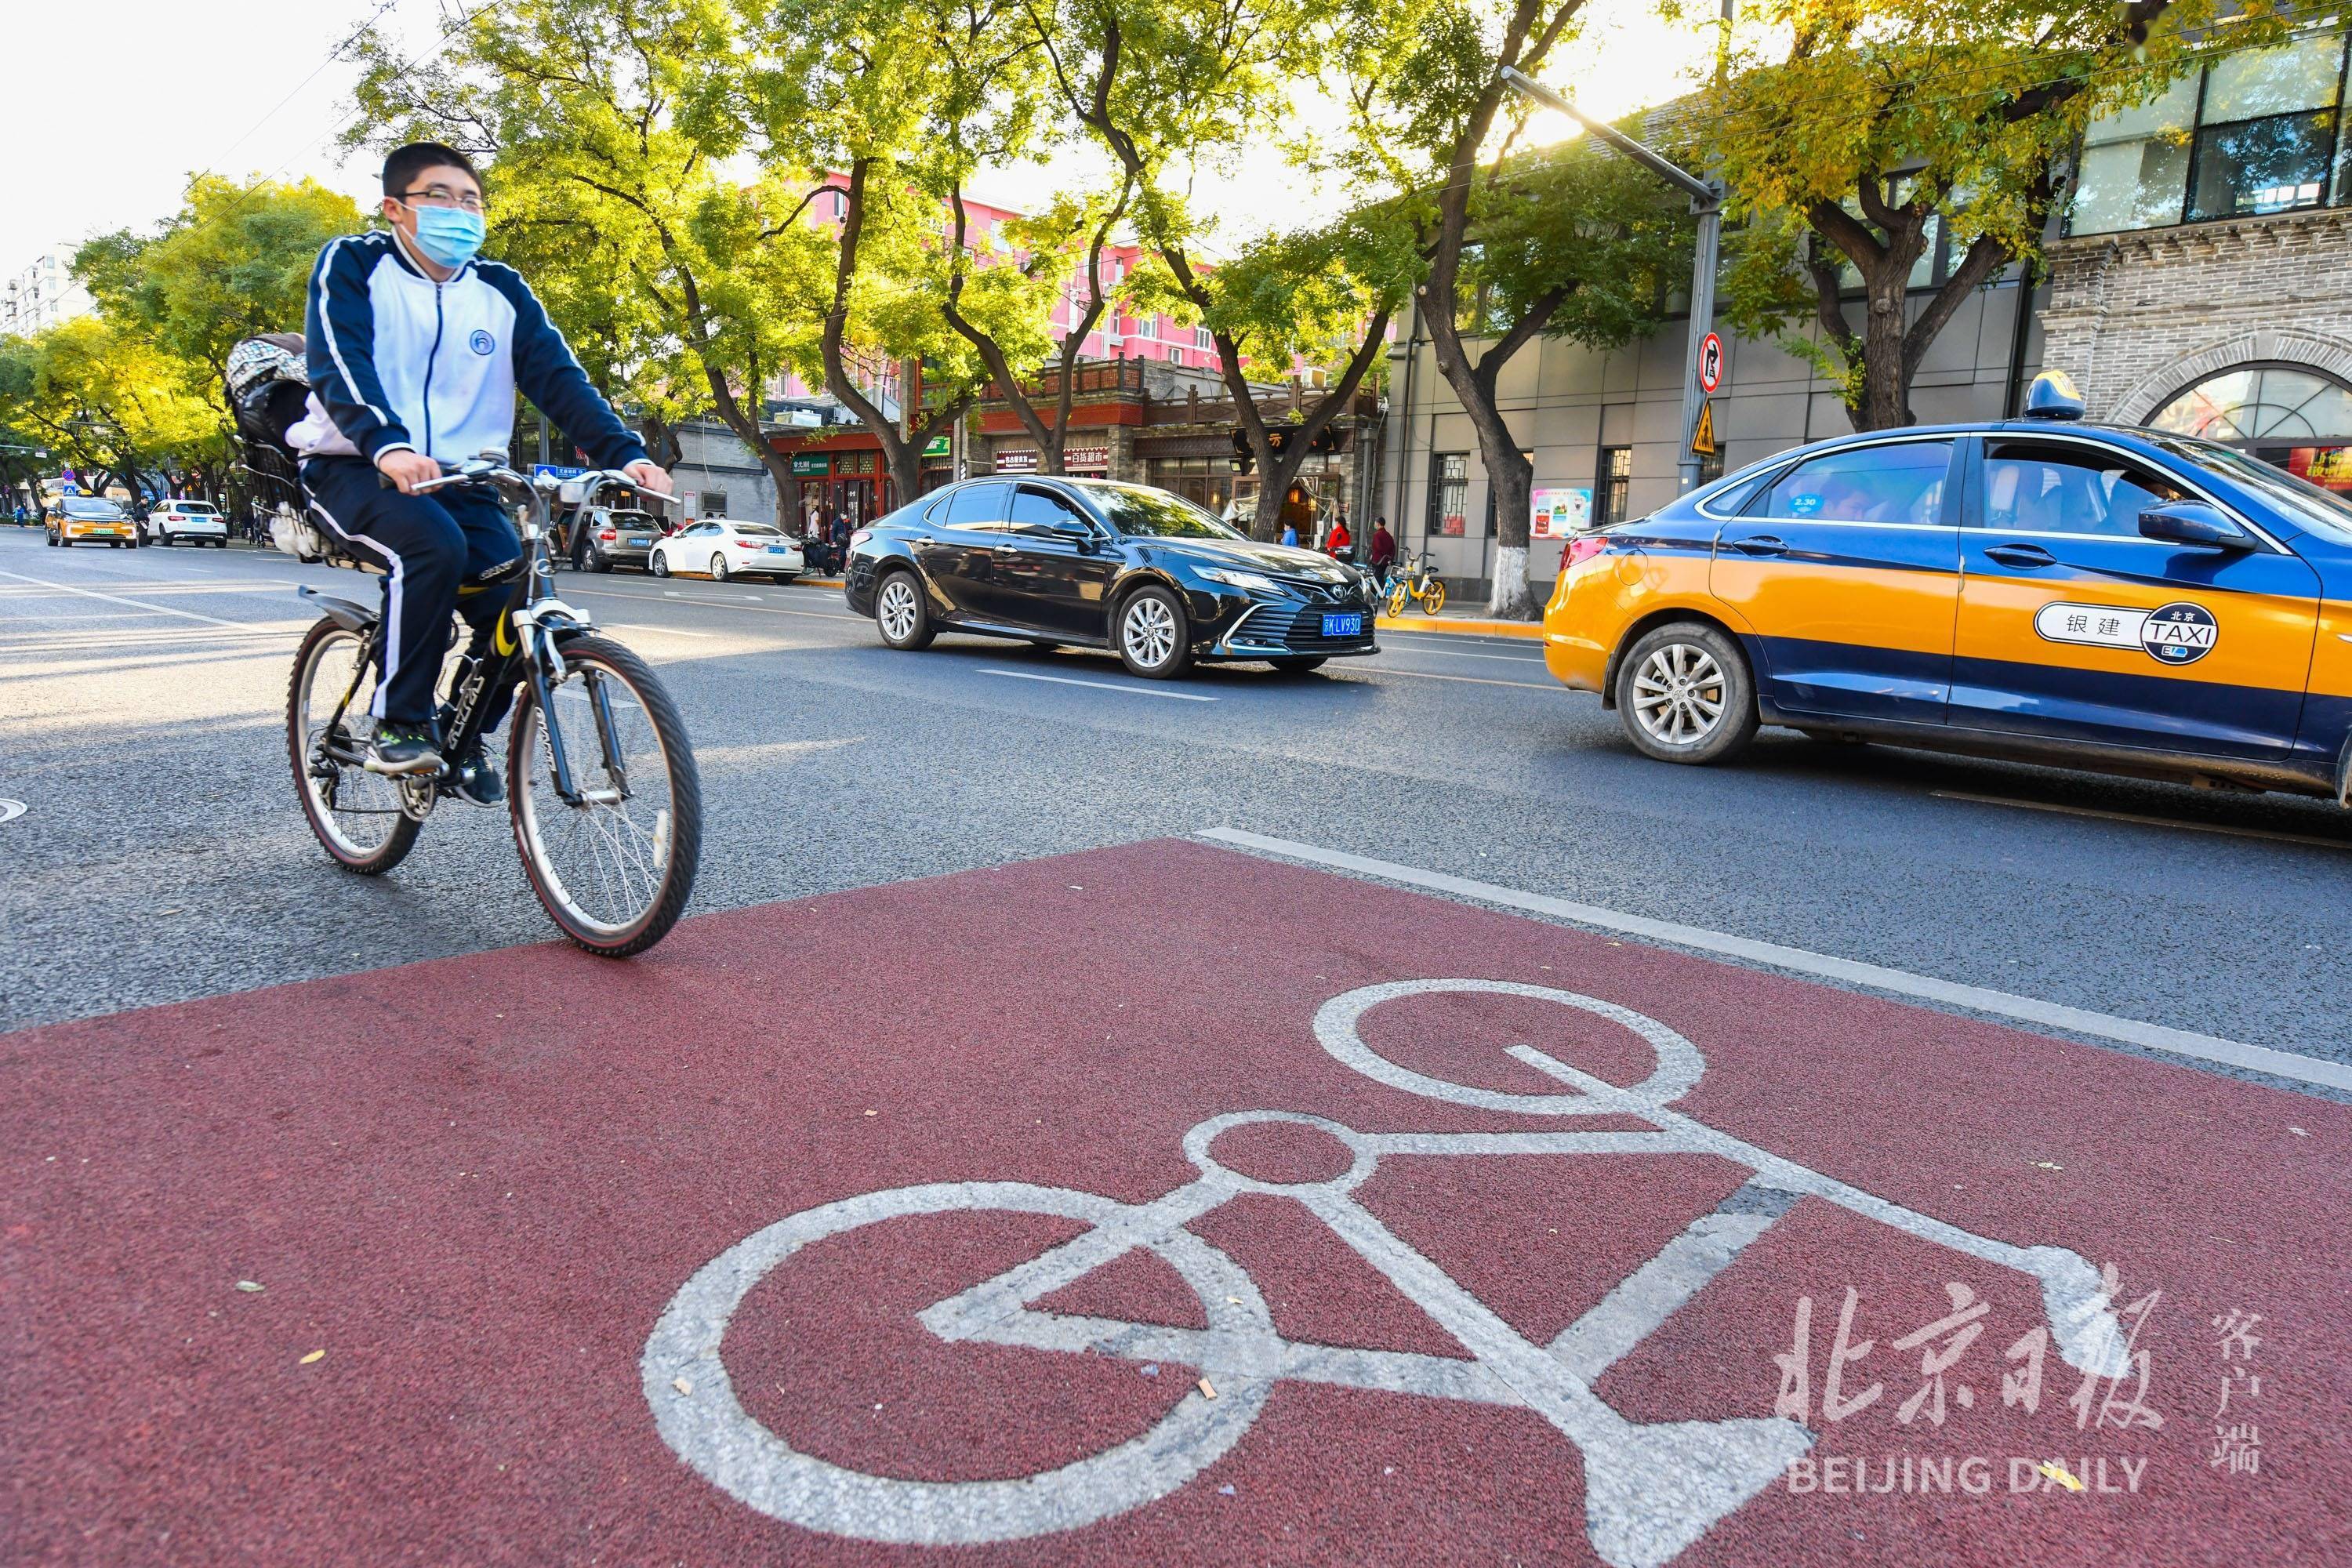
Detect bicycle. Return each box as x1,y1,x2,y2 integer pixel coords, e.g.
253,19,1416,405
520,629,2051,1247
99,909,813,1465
285,456,702,956
1380,549,1446,617
645,977,2130,1564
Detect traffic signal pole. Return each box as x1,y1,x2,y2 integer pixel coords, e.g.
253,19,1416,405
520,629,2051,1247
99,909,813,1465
1500,67,1724,494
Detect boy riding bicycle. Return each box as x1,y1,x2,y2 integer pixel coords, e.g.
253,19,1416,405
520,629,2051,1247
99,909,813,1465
288,141,671,799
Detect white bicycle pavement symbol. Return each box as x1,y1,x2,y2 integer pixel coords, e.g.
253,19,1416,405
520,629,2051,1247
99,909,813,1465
644,978,2133,1568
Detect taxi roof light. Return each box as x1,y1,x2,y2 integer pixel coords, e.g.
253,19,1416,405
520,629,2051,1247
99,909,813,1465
2021,370,2086,422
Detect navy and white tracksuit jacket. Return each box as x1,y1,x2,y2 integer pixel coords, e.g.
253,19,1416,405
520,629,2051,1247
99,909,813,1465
291,228,648,725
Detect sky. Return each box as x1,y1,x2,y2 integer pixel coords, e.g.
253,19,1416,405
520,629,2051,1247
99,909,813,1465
7,0,1722,278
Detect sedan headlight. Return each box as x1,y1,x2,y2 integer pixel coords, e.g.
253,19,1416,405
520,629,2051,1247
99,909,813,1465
1197,567,1284,595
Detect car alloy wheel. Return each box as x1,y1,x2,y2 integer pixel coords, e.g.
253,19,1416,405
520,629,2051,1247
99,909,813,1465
877,576,918,641
1613,620,1758,767
1117,587,1190,679
711,553,730,582
651,550,670,577
874,571,933,650
1630,641,1725,746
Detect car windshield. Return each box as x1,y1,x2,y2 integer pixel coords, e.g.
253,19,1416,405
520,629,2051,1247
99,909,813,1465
63,499,123,519
1080,483,1243,539
2140,433,2352,543
172,502,217,514
609,511,660,528
731,523,783,538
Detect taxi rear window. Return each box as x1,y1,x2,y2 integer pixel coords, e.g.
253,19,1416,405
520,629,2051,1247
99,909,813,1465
1757,441,1952,525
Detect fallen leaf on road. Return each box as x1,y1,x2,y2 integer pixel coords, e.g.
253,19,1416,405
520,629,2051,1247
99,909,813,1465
2038,1461,2085,1493
299,1350,325,1366
2032,1161,2063,1171
1197,1377,1217,1399
673,1377,693,1396
235,1281,264,1293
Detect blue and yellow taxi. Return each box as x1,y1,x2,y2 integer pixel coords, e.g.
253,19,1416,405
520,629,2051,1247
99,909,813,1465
1543,373,2352,799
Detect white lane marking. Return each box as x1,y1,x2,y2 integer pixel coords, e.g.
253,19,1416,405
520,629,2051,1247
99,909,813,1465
0,568,292,633
1359,666,1558,691
569,586,862,624
0,799,25,824
741,594,764,601
1382,644,1543,664
979,668,1217,702
1931,789,2352,853
1196,826,2352,1094
605,622,716,639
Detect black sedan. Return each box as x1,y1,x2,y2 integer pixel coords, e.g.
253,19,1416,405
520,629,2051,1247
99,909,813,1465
844,477,1379,677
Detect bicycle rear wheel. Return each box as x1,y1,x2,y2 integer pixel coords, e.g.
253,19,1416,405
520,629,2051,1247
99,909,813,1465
506,634,701,956
287,616,421,874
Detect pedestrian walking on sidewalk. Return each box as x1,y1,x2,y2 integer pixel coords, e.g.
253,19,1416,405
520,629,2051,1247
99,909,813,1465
1369,517,1396,572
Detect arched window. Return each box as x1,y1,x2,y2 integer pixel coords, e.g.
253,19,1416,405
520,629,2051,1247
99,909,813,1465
2149,364,2352,443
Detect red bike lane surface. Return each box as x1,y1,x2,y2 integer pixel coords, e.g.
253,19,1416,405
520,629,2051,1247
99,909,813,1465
3,839,2347,1567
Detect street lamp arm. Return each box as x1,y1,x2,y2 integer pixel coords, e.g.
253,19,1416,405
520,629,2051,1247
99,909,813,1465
1498,67,1718,209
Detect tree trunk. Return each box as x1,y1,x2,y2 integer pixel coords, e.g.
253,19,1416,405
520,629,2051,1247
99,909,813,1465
701,361,797,516
1240,306,1394,549
637,408,685,472
1855,274,1914,430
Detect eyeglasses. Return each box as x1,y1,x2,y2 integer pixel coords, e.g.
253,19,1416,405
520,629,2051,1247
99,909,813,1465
397,187,488,214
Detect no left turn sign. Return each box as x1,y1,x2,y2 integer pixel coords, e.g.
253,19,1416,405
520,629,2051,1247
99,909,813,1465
1698,332,1724,394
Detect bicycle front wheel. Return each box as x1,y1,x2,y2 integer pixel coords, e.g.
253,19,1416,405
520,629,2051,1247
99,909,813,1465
507,635,702,956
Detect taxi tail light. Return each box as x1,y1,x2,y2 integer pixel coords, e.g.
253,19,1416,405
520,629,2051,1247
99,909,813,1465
1565,535,1608,568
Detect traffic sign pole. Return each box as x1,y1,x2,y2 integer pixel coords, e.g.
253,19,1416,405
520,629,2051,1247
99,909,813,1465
1501,68,1723,496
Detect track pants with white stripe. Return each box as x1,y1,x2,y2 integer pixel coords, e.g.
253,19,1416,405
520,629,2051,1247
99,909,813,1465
300,456,522,728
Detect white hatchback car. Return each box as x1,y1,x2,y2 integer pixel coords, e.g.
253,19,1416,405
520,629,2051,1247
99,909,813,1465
147,499,230,547
648,518,804,583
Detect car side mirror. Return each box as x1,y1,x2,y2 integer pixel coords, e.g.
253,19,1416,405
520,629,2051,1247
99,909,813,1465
1047,521,1098,549
2140,501,2253,552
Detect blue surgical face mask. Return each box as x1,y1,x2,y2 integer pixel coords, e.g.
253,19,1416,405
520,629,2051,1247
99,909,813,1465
407,204,485,268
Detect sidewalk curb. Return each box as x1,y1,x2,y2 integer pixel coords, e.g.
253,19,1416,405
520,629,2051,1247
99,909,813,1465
1376,614,1542,641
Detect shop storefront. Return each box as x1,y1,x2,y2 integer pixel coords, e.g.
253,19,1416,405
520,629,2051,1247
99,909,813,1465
782,446,888,529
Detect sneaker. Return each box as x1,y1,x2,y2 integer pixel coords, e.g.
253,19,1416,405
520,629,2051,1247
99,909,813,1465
365,721,444,776
448,736,503,807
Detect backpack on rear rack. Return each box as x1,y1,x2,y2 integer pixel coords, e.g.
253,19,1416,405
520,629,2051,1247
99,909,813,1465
220,333,376,572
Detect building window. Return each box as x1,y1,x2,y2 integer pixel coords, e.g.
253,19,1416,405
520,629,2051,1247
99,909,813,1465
2071,29,2349,234
1137,314,1158,339
1596,446,1632,525
1168,348,1184,368
702,491,729,518
2151,363,2352,441
1428,453,1468,538
1195,326,1214,350
1697,446,1725,486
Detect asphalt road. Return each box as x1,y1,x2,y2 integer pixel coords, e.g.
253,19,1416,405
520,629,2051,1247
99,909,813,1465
4,523,2350,1070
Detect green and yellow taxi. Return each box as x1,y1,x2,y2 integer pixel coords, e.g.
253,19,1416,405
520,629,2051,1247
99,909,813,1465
1543,375,2352,799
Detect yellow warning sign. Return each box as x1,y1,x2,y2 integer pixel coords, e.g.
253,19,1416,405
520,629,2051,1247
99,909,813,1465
1690,401,1717,457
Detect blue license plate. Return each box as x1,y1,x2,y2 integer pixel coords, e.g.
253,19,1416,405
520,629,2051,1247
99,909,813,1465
627,535,653,546
1321,612,1363,638
767,545,793,554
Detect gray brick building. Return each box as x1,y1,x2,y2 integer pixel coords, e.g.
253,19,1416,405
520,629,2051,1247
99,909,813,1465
1381,23,2352,602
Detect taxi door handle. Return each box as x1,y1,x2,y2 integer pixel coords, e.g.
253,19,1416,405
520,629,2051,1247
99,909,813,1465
1984,542,2056,569
1731,535,1787,557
